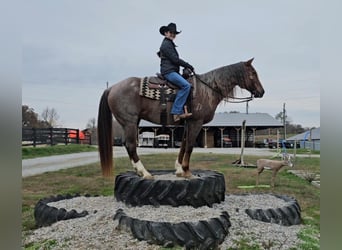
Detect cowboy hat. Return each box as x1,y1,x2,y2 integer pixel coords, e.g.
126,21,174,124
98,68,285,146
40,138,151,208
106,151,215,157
159,23,181,35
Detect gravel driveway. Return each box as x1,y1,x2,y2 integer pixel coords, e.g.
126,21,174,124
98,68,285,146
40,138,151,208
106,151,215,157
22,147,317,177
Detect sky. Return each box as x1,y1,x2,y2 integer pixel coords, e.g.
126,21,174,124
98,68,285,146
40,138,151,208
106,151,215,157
22,0,319,129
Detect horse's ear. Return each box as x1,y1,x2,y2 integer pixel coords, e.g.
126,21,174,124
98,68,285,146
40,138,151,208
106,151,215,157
245,58,254,66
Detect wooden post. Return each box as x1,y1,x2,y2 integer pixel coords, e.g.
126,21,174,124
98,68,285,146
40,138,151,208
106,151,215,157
33,128,36,147
276,129,280,153
240,120,246,165
49,127,53,146
203,127,208,148
64,128,68,145
309,128,313,158
171,128,175,148
235,128,241,148
76,129,80,144
153,128,158,148
252,127,256,148
219,128,224,148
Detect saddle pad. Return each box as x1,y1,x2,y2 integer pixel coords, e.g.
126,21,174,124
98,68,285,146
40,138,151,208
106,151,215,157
139,77,176,101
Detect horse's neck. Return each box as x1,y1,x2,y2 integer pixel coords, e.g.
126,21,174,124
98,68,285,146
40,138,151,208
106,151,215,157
197,64,239,101
193,72,225,119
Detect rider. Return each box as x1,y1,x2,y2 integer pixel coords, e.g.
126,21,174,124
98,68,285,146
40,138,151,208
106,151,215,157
158,22,194,122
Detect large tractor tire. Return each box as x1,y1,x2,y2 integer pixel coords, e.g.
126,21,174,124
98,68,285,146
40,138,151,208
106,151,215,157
34,193,89,227
114,170,226,208
244,194,302,226
114,208,231,250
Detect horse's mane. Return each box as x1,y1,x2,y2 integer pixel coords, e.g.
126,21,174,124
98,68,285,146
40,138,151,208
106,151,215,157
198,62,247,100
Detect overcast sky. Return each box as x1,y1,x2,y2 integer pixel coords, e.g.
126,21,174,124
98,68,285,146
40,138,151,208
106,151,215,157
22,0,319,129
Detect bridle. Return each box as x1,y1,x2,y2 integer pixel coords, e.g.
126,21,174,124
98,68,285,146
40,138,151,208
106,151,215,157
193,73,254,104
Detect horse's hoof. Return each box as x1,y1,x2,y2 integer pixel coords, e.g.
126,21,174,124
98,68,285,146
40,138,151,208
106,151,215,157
175,171,183,177
181,171,192,179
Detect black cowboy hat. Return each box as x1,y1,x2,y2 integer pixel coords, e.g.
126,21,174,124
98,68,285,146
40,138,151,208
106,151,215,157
159,23,181,35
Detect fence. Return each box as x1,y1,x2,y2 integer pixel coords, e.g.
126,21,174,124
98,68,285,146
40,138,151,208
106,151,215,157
300,140,320,151
22,127,92,147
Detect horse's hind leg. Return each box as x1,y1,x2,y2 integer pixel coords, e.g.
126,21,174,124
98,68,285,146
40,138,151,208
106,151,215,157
124,123,153,179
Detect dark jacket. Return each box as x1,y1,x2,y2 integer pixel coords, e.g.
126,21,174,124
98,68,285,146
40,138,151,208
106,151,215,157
159,38,193,75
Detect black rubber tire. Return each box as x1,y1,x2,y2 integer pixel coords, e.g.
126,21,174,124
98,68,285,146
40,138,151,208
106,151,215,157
34,193,90,227
114,208,231,249
244,194,302,226
114,170,226,208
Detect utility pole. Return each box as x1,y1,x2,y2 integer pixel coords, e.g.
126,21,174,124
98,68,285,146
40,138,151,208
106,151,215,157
246,101,249,114
106,81,109,89
283,103,286,140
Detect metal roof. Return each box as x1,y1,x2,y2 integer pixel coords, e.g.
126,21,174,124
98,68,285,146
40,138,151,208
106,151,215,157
287,127,320,141
139,112,282,128
204,113,282,127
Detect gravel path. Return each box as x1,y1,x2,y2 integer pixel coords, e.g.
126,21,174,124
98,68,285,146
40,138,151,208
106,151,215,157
23,194,304,249
22,147,319,177
22,147,285,177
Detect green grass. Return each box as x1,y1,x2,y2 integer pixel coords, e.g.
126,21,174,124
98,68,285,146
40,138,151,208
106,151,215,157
22,153,320,249
271,148,320,155
22,144,98,159
297,225,320,250
25,239,58,250
228,237,261,250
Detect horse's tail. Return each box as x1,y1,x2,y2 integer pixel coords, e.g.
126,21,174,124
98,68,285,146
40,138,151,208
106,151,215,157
97,88,113,177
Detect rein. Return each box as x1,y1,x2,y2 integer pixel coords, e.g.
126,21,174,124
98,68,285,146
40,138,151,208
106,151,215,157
193,73,254,103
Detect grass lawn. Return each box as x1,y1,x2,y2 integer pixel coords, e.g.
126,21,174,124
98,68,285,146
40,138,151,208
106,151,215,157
22,153,320,249
270,148,320,155
22,144,98,159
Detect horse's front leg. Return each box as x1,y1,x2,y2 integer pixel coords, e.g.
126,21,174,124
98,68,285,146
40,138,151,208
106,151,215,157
175,128,187,177
181,145,193,178
178,121,203,178
124,123,153,179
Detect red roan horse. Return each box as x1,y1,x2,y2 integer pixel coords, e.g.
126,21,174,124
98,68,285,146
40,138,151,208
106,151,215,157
98,58,264,178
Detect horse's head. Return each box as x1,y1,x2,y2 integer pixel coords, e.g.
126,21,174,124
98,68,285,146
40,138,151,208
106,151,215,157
242,58,265,98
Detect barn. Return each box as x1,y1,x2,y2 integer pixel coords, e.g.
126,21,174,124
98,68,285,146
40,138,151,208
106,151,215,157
138,112,282,148
287,127,320,151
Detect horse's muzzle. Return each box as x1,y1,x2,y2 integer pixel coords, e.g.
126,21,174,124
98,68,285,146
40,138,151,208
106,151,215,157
253,90,264,98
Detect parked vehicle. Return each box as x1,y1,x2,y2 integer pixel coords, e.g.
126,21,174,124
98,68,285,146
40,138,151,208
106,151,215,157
155,134,170,148
113,137,123,146
138,132,155,147
267,140,300,149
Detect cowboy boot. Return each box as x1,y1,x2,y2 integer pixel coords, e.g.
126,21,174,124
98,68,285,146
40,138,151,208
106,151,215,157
183,105,192,117
173,106,193,122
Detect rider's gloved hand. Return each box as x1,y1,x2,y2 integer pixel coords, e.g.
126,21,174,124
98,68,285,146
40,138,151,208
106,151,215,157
185,63,194,72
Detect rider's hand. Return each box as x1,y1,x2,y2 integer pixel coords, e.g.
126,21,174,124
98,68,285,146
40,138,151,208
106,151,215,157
186,64,194,72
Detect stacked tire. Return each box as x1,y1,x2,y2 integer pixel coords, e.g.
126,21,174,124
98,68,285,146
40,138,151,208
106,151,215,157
113,170,231,249
114,170,226,208
34,193,89,227
244,194,302,226
32,170,302,249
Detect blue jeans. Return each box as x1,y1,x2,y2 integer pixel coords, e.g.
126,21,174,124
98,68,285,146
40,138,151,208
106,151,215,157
164,72,191,115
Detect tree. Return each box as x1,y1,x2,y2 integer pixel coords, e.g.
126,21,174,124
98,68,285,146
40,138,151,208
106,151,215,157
275,111,292,125
274,112,305,136
41,107,60,127
86,118,96,129
22,105,39,127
